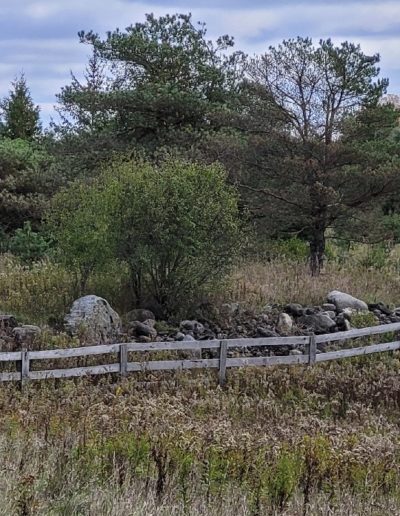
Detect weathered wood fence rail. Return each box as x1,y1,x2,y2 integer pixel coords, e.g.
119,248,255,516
1,322,400,385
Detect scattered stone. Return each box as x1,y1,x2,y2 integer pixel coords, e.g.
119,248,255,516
289,349,303,356
130,321,157,339
277,313,293,334
180,320,205,334
175,332,185,341
137,335,151,343
343,319,351,331
327,291,368,312
342,308,354,320
142,318,156,328
0,315,18,332
322,303,336,312
256,327,279,338
285,303,304,317
368,302,392,316
322,310,336,319
64,295,121,344
12,325,41,346
182,334,196,341
298,313,336,334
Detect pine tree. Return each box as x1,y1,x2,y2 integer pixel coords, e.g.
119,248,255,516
0,74,41,140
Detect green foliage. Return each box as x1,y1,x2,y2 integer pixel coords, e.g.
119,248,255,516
0,74,41,140
8,222,51,263
54,13,245,163
243,37,400,275
0,137,53,233
49,158,244,314
351,311,379,329
47,179,112,293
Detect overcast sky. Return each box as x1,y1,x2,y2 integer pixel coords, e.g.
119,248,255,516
1,0,399,125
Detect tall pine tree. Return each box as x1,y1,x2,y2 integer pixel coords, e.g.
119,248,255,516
0,74,41,140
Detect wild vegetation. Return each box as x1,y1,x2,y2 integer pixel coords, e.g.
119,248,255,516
1,11,400,515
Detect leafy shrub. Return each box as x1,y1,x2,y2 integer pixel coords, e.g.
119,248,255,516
49,158,244,315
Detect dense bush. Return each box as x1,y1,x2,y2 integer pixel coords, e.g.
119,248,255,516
48,158,244,315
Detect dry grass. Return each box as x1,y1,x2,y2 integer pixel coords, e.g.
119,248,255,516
225,259,400,309
1,356,400,514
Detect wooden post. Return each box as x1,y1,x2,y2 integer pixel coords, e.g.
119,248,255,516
21,347,30,387
218,340,228,387
308,334,316,365
119,343,128,377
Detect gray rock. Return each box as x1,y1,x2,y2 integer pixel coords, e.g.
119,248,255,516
327,291,368,312
65,295,121,344
285,303,303,316
130,321,157,339
142,318,156,328
322,310,336,319
175,332,185,341
0,315,18,331
289,349,303,356
256,327,279,338
277,313,293,335
182,334,196,341
343,319,351,331
123,309,156,323
180,320,205,334
342,307,354,320
298,313,336,334
368,303,392,316
12,325,41,345
322,303,336,312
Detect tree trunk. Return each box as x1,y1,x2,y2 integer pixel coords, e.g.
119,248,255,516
309,225,326,276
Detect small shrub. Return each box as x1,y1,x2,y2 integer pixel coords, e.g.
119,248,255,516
8,222,51,263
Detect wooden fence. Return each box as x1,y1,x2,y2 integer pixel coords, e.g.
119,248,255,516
1,322,400,386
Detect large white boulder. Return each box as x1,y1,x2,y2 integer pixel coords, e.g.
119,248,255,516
65,295,121,344
327,290,368,312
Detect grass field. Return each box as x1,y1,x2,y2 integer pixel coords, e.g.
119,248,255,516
0,354,400,515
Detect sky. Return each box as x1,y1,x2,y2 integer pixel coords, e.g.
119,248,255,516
1,0,400,125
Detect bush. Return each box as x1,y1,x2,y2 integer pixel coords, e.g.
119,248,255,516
49,158,244,315
8,222,51,263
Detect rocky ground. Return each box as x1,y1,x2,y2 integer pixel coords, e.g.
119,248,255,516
1,290,400,356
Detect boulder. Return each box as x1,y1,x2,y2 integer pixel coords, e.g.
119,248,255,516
12,325,41,346
0,315,18,332
124,309,156,323
65,295,121,344
298,313,336,334
327,291,368,312
129,321,157,339
276,313,293,335
180,320,205,334
368,302,392,316
285,303,303,317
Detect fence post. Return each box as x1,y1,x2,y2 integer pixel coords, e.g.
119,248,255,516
21,347,30,387
218,340,228,387
119,343,128,377
308,334,316,365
